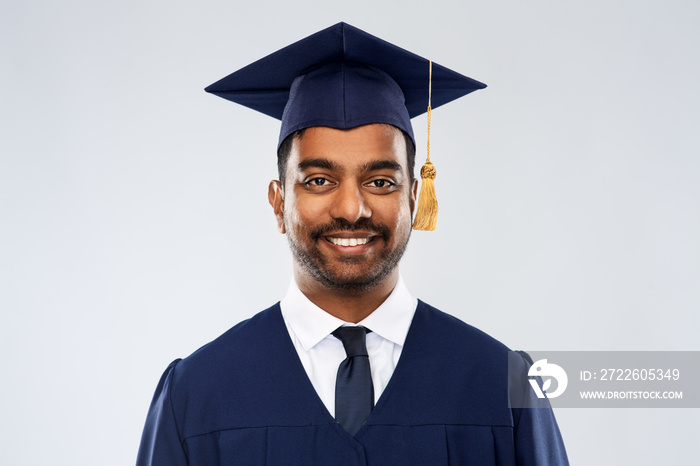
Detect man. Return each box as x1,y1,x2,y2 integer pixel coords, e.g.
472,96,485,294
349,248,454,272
137,23,569,465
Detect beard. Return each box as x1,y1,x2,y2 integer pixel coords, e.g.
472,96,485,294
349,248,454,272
285,217,410,293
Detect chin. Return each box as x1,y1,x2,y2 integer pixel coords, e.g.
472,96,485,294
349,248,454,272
314,266,395,293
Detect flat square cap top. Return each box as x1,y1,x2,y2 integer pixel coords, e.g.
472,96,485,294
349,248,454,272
205,22,486,148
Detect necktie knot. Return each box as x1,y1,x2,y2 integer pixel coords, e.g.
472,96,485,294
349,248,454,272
332,326,369,358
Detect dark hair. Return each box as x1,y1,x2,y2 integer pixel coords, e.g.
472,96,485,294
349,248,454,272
277,128,307,186
276,126,416,186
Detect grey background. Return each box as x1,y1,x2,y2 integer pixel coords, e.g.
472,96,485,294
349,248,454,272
1,0,698,464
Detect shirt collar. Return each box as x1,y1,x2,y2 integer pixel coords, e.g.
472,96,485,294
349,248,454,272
280,275,417,351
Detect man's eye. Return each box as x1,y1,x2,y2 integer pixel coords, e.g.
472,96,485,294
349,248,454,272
370,179,393,188
308,178,327,186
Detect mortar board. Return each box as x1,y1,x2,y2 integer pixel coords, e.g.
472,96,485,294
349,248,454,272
205,22,486,230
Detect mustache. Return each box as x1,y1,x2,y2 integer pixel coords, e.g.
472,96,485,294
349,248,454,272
309,218,392,239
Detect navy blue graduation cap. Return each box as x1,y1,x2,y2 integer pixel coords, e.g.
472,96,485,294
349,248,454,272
205,22,486,230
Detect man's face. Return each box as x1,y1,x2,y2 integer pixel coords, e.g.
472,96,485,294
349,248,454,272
270,124,417,292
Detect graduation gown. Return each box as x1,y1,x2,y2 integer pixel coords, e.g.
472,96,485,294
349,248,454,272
137,300,568,465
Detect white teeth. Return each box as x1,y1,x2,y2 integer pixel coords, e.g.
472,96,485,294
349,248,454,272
328,237,370,246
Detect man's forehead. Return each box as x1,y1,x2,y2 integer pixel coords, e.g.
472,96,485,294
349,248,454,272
290,125,408,169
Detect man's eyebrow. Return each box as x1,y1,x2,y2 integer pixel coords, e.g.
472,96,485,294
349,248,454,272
296,158,403,174
359,160,403,174
297,158,341,172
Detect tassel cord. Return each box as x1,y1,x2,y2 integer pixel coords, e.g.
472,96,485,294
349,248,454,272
412,60,439,231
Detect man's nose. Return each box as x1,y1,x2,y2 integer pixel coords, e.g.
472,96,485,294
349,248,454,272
329,183,372,223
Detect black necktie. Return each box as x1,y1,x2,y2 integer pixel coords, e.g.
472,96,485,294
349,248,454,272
332,326,374,436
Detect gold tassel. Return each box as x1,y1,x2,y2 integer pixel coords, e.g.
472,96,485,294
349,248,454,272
412,60,438,231
413,160,438,230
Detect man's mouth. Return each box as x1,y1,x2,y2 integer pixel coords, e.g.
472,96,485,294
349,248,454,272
324,236,374,247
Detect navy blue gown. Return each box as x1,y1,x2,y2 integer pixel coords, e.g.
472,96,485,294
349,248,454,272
137,301,569,465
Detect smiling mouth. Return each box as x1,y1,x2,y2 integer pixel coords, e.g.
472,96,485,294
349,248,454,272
325,236,374,247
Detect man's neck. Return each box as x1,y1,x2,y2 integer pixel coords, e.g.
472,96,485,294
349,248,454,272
294,270,399,323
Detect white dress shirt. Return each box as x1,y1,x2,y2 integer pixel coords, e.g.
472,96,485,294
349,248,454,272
279,276,418,418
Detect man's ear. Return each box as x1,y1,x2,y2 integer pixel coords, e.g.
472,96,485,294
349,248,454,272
409,178,418,216
268,180,286,234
